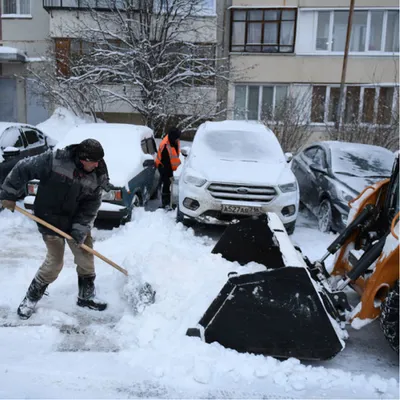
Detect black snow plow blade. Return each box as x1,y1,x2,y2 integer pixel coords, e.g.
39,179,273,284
211,214,285,268
187,266,344,361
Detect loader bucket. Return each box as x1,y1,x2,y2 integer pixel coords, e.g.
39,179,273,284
211,214,285,268
187,266,344,361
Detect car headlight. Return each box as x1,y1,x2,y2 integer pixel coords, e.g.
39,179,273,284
102,189,123,201
279,182,297,193
183,175,207,187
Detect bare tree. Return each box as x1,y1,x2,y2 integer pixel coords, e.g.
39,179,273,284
326,87,399,151
37,0,229,135
26,48,106,122
260,89,313,153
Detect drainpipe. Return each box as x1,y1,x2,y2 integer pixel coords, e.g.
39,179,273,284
335,0,356,131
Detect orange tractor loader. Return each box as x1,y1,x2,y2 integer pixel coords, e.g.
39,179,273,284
187,155,399,360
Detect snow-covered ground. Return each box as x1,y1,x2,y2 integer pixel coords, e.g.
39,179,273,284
0,204,398,399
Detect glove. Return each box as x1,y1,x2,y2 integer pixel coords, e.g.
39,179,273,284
1,199,16,212
70,229,87,246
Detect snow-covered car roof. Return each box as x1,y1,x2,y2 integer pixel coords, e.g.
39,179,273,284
55,123,154,187
194,120,286,163
0,122,38,133
322,141,395,178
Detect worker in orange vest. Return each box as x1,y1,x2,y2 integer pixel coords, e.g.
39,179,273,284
155,127,182,209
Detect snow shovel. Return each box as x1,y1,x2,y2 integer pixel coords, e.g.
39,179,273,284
14,205,156,308
15,205,128,275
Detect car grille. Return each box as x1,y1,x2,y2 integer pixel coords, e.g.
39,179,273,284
207,183,277,203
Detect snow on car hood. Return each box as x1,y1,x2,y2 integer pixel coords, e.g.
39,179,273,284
55,123,154,188
183,122,295,186
188,154,295,186
335,174,387,195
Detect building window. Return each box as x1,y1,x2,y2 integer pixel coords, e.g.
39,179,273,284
311,85,398,125
315,9,399,53
234,85,289,120
231,8,297,53
2,0,30,15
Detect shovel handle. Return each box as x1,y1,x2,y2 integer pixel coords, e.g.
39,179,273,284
15,205,128,276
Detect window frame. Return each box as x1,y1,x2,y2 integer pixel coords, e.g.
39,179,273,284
310,84,399,126
2,0,31,16
22,127,45,148
230,8,298,54
314,9,399,54
0,127,26,149
312,148,328,169
233,84,290,121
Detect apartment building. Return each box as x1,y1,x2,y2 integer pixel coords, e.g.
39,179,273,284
224,0,399,133
0,0,50,123
42,0,219,126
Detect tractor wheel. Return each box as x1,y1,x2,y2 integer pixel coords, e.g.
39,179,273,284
380,280,399,353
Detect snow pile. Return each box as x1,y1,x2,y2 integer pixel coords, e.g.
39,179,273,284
0,205,398,398
37,107,105,145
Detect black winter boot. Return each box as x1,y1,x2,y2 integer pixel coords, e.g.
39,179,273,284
77,275,107,311
17,277,49,320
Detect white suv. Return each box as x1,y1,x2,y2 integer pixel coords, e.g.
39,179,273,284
176,120,299,234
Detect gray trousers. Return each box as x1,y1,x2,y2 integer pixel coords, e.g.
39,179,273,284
35,234,95,284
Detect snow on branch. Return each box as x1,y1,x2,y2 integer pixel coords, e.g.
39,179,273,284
32,0,229,135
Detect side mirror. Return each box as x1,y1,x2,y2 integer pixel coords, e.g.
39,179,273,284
285,152,293,163
310,163,326,174
181,147,190,158
143,159,155,168
3,147,20,159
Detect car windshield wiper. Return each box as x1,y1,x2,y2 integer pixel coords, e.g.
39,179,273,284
335,172,360,177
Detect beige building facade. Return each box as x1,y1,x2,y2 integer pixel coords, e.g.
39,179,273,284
42,0,219,126
225,0,399,132
0,0,50,123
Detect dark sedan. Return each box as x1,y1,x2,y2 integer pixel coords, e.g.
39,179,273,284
291,141,395,232
0,122,51,188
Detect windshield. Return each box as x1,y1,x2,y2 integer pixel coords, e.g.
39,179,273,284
331,145,395,178
199,130,285,163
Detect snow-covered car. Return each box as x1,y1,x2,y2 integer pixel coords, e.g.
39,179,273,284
291,141,395,233
24,123,158,226
0,122,53,189
176,120,299,234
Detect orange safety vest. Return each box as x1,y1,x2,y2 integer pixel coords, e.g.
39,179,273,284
155,135,181,171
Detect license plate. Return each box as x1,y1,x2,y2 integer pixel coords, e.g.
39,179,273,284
221,204,262,215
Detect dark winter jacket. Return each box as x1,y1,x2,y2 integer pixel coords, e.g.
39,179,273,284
159,146,173,178
0,146,109,237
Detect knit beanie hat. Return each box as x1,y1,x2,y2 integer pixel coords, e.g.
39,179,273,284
77,139,104,162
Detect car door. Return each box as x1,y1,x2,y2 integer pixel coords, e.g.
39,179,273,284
292,146,318,207
0,127,27,184
21,127,48,157
308,147,329,210
127,138,156,204
146,137,158,195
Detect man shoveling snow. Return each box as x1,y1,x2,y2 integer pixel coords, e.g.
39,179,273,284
0,139,109,319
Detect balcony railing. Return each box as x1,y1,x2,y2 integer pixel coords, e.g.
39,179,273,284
43,0,127,11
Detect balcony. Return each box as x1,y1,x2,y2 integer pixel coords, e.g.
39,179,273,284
43,0,127,11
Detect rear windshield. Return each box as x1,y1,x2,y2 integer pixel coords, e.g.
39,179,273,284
200,130,285,162
331,146,394,178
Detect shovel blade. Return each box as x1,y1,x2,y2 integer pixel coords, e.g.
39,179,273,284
187,267,344,361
